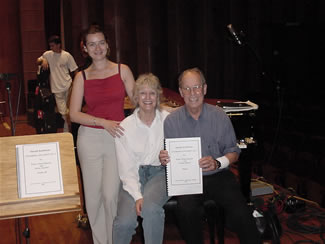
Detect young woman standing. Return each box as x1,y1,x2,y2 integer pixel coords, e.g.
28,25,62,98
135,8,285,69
69,25,135,244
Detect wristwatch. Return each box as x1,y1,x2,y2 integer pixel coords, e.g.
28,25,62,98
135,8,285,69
215,159,221,169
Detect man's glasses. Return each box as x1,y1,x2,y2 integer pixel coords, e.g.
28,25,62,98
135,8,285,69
181,85,203,95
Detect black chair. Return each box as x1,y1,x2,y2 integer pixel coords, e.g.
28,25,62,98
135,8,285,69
163,197,224,244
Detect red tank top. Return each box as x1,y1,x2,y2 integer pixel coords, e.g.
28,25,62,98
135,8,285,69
83,64,125,129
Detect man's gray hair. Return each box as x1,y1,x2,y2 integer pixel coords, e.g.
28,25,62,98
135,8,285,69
178,67,206,87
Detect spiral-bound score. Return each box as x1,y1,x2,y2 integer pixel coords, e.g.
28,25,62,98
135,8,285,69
164,137,203,196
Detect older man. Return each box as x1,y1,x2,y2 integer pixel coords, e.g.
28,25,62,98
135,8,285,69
159,67,260,244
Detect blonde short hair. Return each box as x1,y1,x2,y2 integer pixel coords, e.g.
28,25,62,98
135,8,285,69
133,73,163,109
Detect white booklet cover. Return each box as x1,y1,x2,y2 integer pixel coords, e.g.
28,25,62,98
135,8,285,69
16,142,64,198
165,137,203,196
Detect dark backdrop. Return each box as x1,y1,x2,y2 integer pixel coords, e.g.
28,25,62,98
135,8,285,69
43,0,325,103
42,0,325,149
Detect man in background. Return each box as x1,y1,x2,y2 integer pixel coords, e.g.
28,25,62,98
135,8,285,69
37,35,78,131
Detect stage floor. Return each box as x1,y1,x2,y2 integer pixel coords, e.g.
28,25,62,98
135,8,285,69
1,115,324,244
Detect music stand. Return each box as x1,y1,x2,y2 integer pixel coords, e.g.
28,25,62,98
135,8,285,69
0,132,81,243
0,73,21,136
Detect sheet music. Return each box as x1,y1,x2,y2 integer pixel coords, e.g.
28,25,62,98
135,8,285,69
165,137,202,196
16,142,64,198
216,100,258,112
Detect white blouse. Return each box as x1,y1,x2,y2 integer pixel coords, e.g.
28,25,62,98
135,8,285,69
115,108,169,201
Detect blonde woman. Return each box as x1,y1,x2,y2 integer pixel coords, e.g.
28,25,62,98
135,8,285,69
113,73,170,244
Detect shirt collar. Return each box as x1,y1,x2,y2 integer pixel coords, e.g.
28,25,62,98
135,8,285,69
183,103,207,121
134,107,162,128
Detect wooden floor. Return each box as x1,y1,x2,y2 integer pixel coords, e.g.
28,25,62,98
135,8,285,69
1,115,325,244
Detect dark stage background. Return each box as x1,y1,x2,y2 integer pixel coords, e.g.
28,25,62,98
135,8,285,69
1,0,325,110
1,0,325,206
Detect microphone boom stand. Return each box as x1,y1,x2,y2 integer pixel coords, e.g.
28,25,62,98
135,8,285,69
1,74,29,244
228,26,284,166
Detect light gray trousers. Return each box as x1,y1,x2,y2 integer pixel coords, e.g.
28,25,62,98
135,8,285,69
77,125,120,244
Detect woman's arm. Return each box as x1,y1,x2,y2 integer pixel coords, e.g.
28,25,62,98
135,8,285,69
69,71,94,125
115,136,143,201
120,64,135,102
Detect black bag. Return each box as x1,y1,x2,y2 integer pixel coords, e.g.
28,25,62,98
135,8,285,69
40,88,55,112
35,110,57,134
37,66,50,89
34,87,55,113
252,199,282,244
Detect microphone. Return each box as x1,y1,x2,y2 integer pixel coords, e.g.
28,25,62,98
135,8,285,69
227,24,243,46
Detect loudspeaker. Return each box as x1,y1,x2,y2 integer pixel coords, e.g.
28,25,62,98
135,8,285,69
27,93,36,109
28,79,38,93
